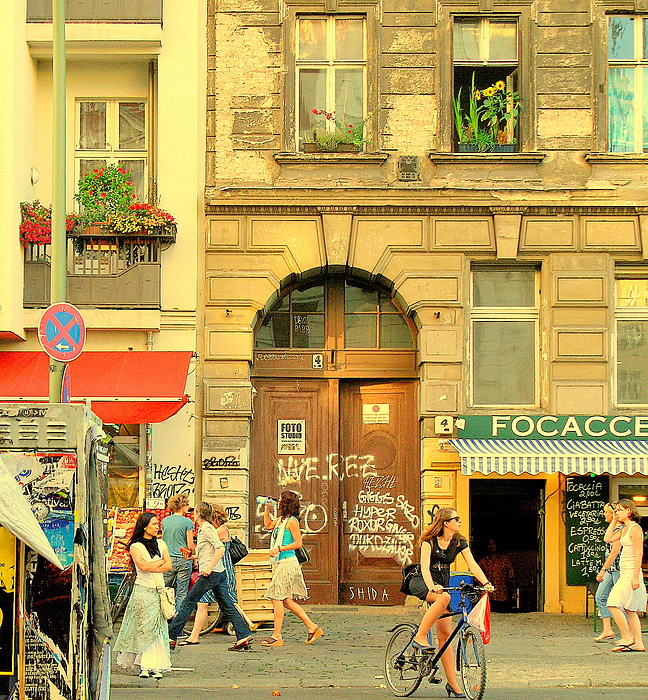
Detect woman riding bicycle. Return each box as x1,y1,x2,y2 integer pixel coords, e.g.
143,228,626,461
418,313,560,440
409,507,493,698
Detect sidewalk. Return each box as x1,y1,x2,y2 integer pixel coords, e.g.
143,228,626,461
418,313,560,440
111,607,648,692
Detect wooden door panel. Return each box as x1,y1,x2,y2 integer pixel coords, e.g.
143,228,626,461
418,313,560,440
249,379,338,604
339,381,419,605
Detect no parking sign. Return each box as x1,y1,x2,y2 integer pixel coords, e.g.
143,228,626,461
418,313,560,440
38,303,86,362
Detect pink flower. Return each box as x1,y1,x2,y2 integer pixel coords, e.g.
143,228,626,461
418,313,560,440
312,109,318,115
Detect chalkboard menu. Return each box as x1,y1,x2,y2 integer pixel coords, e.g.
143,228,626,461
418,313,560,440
565,475,609,586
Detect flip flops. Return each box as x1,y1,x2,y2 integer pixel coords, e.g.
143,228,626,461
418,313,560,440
178,640,199,646
305,626,323,645
261,636,284,647
612,643,645,652
594,634,614,643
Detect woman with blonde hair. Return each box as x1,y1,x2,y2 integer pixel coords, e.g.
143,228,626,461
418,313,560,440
408,507,493,698
260,491,322,647
606,499,647,652
593,503,622,642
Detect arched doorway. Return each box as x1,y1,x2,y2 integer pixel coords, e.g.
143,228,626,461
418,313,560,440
250,276,420,604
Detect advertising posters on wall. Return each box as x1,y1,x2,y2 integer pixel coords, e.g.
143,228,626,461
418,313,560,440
0,528,16,676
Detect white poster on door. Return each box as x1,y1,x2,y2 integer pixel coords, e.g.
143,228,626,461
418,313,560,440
278,420,306,454
363,403,390,424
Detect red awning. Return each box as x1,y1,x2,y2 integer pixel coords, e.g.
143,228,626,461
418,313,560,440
0,351,193,424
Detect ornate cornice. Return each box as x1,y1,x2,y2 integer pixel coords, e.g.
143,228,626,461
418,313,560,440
204,203,645,217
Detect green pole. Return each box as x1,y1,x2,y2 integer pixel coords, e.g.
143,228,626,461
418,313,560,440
49,0,67,402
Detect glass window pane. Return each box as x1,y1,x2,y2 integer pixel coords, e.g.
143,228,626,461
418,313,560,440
644,18,648,60
617,279,648,307
79,159,107,180
609,67,636,153
473,321,535,405
292,285,324,312
118,160,146,201
345,282,378,313
345,314,377,348
255,314,290,348
268,294,289,312
643,68,648,152
618,320,648,404
299,69,327,146
79,102,106,150
473,269,536,307
119,102,146,150
488,21,518,62
335,69,364,130
609,16,635,60
454,18,480,61
292,313,324,348
380,315,413,348
298,18,327,60
336,19,364,61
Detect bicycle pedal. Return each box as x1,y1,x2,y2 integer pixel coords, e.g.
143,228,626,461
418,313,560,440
428,676,442,684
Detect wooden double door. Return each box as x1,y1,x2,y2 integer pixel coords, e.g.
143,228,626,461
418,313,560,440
249,378,420,604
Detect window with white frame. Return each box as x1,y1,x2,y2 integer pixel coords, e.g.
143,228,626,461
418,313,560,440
608,15,648,152
453,16,519,151
75,100,147,200
471,267,538,406
295,15,366,150
616,274,648,404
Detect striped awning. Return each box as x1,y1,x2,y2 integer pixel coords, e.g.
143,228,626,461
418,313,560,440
450,439,648,476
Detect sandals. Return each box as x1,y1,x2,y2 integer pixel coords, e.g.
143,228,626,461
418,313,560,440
261,636,284,647
305,626,323,645
612,643,645,652
594,633,614,643
178,640,199,646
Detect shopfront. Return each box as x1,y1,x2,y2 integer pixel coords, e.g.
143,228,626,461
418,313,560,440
450,415,648,614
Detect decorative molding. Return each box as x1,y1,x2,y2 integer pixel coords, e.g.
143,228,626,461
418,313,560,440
205,201,646,217
585,153,648,164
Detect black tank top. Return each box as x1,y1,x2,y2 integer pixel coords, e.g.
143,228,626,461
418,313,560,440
427,536,468,587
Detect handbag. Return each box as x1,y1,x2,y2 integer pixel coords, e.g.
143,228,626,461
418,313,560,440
273,518,310,565
400,563,421,595
229,535,248,565
157,585,176,620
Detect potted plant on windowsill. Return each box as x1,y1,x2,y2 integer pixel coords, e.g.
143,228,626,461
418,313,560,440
302,108,371,153
453,75,519,153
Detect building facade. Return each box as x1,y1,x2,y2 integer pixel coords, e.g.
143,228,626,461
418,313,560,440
202,0,648,610
0,1,205,513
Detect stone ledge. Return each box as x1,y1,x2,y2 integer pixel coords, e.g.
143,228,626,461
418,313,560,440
428,152,546,165
274,152,389,166
585,153,648,164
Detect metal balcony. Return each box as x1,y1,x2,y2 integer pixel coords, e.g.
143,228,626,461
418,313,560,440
27,0,163,23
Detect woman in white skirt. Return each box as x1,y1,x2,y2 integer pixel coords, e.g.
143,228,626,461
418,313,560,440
607,500,647,652
114,512,172,678
260,491,322,647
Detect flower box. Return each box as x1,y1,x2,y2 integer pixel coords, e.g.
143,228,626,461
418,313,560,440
302,142,360,153
456,143,517,153
70,223,177,244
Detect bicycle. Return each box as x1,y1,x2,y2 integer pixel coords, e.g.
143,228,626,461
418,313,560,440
110,569,136,624
384,582,487,699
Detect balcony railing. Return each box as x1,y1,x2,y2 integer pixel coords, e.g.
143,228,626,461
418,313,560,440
24,236,162,308
27,0,163,23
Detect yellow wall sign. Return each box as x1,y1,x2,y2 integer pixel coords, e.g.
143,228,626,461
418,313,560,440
0,527,16,675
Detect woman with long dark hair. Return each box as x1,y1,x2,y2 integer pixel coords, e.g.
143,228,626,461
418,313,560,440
168,502,253,651
606,499,647,652
114,512,172,679
408,507,493,698
260,491,322,647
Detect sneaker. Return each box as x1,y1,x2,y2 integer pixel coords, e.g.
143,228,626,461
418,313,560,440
151,671,163,679
138,670,151,678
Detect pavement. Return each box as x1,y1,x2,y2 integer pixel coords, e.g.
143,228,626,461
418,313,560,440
111,606,648,696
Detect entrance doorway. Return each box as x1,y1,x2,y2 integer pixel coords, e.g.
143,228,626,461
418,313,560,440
249,378,419,604
469,479,545,612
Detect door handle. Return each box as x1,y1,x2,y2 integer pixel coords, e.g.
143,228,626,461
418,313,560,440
341,501,348,520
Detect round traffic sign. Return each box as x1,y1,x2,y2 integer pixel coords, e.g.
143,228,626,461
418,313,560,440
38,303,86,362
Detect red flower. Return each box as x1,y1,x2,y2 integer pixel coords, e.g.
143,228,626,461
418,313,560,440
312,109,318,114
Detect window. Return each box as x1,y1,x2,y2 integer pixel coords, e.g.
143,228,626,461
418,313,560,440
608,15,648,152
76,100,147,200
452,17,519,151
254,279,414,350
471,268,538,406
295,16,366,150
616,274,648,404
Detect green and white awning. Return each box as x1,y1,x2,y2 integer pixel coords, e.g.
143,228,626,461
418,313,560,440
450,439,648,476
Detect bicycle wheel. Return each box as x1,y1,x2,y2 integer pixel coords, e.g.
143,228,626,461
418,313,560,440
384,623,424,697
456,625,486,700
182,603,222,636
110,573,134,624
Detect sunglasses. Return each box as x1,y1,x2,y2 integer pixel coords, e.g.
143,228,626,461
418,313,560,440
445,516,461,523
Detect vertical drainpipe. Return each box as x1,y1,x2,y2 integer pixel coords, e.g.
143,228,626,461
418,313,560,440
148,60,158,204
49,0,66,402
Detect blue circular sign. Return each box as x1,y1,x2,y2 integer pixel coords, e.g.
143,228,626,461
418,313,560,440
38,303,86,362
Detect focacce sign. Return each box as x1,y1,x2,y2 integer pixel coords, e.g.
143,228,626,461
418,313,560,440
458,415,648,441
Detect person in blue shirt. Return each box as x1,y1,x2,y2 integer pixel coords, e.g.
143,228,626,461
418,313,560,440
161,494,195,609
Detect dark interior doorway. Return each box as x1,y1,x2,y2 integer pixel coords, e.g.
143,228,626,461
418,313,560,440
470,479,545,612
